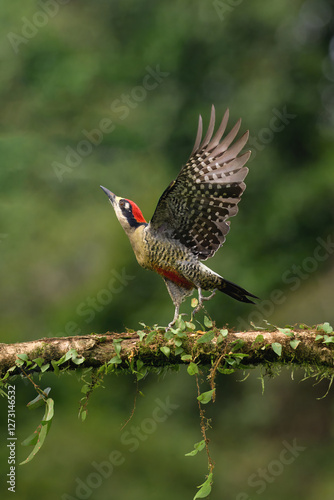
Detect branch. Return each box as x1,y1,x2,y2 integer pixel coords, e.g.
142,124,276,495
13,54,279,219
1,326,334,378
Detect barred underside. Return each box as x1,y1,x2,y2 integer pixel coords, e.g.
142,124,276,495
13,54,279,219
150,106,251,260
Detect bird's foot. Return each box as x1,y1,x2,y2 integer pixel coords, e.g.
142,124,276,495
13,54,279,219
191,288,217,317
166,306,181,331
201,289,217,302
166,314,188,331
166,320,175,332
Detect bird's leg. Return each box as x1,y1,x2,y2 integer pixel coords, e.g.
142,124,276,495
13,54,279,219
192,287,217,317
167,304,180,330
200,288,217,302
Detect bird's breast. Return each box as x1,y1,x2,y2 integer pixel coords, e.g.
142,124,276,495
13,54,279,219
126,225,151,268
128,225,199,290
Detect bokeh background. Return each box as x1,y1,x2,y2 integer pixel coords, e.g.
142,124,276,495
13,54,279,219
1,1,334,499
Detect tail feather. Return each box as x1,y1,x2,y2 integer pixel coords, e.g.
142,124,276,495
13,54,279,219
218,278,258,304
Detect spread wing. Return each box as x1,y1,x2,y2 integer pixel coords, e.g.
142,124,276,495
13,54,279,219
150,105,251,260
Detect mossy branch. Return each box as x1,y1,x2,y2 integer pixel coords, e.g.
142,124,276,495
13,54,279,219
1,325,334,379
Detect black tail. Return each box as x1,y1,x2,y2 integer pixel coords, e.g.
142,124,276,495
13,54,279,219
218,278,258,304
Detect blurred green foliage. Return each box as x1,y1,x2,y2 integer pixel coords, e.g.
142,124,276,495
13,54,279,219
1,1,334,499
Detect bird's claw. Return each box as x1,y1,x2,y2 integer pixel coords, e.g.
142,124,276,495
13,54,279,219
166,313,187,331
191,289,217,319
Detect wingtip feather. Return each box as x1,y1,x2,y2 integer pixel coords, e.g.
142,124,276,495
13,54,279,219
198,105,216,150
190,114,203,157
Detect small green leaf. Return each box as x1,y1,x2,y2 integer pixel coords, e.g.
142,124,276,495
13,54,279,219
193,473,213,499
216,328,228,344
317,322,333,334
32,357,44,368
197,389,215,404
136,367,148,381
204,316,213,329
27,388,51,410
185,450,198,457
187,362,199,376
185,321,196,330
160,346,170,357
43,398,54,422
40,364,50,373
58,349,73,364
17,353,29,362
218,367,235,375
181,354,192,362
176,329,187,338
20,398,54,465
271,342,282,357
145,331,156,344
254,334,264,343
191,297,198,308
174,338,183,347
113,339,122,356
108,356,122,364
164,329,174,340
175,317,186,331
185,440,206,457
197,331,215,344
21,430,39,447
72,355,85,365
16,353,31,367
278,328,294,337
290,339,300,350
51,360,59,375
315,334,324,341
81,384,90,394
226,357,237,366
175,346,184,356
132,360,148,380
80,410,87,422
137,330,146,341
230,339,245,351
226,352,249,366
57,348,84,366
323,335,334,344
136,360,144,371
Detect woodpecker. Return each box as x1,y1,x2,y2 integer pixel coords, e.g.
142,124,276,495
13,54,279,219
101,106,257,327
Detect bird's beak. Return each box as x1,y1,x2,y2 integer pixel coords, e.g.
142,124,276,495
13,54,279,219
100,185,116,203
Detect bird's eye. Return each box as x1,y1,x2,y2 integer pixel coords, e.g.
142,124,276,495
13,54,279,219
120,199,131,211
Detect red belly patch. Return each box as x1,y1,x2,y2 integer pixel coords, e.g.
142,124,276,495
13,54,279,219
155,267,193,289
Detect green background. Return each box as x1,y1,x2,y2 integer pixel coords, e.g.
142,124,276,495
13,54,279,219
0,1,334,499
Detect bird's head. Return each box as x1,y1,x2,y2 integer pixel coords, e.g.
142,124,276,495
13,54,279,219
100,185,147,234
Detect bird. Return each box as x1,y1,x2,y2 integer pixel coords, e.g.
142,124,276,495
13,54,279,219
100,105,257,327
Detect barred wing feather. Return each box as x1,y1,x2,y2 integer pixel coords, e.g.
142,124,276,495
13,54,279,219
150,106,251,260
